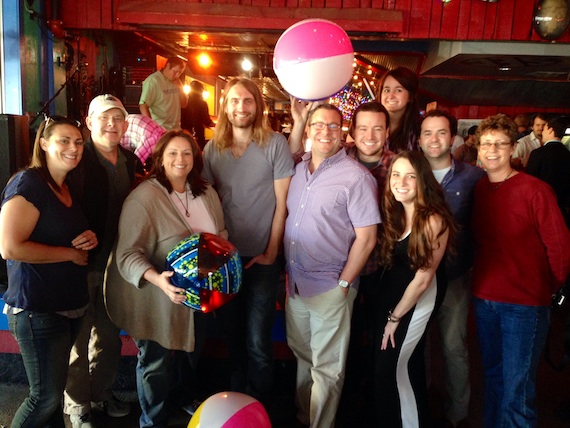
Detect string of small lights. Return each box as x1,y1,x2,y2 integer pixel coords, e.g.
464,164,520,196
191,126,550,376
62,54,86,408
329,57,384,122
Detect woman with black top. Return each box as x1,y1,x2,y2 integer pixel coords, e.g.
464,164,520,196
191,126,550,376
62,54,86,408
0,116,97,427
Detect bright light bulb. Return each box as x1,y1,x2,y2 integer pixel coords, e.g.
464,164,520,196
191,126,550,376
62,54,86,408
241,58,253,72
197,53,212,68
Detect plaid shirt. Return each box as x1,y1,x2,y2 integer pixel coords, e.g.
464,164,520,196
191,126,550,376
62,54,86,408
346,146,395,275
120,114,166,163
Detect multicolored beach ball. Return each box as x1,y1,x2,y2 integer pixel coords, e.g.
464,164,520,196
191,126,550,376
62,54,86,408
166,232,242,312
188,392,271,428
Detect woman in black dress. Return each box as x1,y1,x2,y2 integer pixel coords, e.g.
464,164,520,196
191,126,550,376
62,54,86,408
374,150,455,427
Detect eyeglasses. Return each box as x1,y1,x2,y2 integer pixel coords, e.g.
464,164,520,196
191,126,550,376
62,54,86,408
309,122,341,132
44,115,81,128
479,142,512,150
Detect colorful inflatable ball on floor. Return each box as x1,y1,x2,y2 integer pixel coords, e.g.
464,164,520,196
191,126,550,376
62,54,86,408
273,18,354,101
166,232,242,313
188,391,271,428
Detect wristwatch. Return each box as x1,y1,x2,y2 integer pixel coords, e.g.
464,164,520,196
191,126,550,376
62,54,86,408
338,279,350,289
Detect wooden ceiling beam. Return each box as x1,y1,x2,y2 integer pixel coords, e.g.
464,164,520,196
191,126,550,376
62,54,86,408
115,1,403,34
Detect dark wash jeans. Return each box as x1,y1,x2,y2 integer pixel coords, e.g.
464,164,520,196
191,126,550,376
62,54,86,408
8,310,83,428
134,338,173,428
474,298,550,428
216,258,279,404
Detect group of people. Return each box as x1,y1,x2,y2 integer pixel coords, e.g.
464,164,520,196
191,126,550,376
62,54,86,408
281,66,570,428
1,65,569,428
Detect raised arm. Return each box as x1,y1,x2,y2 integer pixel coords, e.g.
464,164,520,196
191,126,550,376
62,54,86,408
288,96,315,156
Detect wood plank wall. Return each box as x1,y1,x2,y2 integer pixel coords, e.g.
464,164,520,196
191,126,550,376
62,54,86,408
59,0,570,119
60,0,570,43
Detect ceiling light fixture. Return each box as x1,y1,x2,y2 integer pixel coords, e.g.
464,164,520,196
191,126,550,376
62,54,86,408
241,58,253,72
197,53,212,68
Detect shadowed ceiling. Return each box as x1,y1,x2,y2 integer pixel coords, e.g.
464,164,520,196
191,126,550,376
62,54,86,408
121,30,570,109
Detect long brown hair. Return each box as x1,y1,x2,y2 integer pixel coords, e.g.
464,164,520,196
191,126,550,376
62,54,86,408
380,150,456,270
30,116,83,193
376,67,420,153
149,130,208,197
212,77,273,150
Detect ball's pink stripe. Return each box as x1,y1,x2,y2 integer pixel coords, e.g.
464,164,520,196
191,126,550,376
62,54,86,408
274,19,353,66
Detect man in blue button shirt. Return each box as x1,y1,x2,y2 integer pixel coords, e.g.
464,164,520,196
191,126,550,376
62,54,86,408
284,104,380,428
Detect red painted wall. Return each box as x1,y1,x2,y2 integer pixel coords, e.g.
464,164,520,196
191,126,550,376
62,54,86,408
58,0,570,43
56,0,570,119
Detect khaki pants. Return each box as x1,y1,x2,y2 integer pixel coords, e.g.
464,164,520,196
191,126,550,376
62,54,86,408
286,286,356,428
64,270,122,415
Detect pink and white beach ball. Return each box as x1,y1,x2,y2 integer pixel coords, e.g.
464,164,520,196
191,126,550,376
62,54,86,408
273,19,354,101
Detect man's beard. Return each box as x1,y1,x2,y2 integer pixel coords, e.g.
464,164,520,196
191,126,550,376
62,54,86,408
229,114,255,129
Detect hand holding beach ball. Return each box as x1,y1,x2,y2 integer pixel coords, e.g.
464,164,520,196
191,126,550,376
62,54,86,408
188,392,271,428
273,19,354,101
166,233,242,313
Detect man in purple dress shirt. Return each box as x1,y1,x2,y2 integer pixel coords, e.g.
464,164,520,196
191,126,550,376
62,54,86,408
284,104,380,428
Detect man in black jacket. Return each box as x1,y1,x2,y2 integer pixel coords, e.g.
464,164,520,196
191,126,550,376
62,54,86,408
526,116,570,228
65,94,144,428
181,80,214,150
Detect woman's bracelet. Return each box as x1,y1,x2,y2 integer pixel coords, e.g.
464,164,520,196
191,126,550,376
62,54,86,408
387,310,401,323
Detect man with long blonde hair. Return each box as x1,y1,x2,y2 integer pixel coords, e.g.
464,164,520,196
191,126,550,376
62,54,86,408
203,77,294,406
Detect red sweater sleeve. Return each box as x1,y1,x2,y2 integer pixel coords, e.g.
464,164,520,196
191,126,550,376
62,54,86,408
531,182,570,291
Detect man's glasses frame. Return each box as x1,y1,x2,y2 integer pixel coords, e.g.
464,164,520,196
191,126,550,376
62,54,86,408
309,122,342,132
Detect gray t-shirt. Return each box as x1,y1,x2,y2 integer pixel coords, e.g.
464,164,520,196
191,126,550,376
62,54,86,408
202,132,295,256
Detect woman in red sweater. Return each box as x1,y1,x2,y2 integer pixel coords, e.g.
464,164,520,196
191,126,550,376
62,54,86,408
472,114,570,428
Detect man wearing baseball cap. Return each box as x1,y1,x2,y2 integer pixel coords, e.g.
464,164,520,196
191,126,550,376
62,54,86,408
65,94,144,427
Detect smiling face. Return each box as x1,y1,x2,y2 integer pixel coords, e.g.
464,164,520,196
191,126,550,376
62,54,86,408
390,157,418,206
308,107,343,161
477,130,515,175
162,136,194,185
41,124,84,174
419,115,453,162
86,108,128,150
353,111,389,162
225,83,257,130
380,75,410,115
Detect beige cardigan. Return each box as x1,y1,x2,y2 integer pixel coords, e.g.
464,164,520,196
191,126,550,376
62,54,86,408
105,178,225,352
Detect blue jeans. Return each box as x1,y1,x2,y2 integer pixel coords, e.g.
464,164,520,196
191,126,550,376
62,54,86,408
473,298,550,428
8,310,83,428
216,259,278,403
134,339,173,428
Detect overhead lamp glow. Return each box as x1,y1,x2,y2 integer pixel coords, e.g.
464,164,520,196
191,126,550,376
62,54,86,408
241,58,253,72
197,53,212,68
